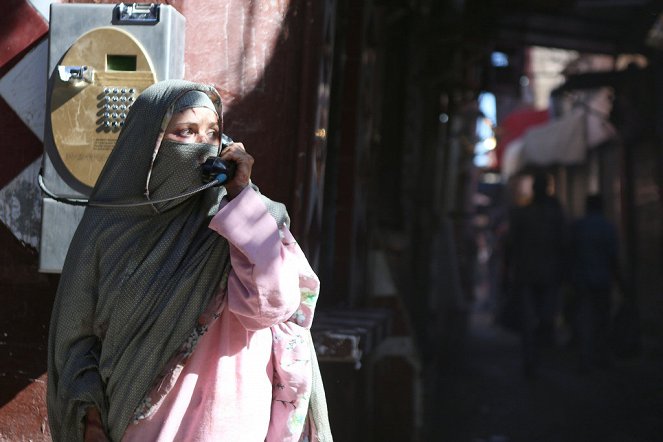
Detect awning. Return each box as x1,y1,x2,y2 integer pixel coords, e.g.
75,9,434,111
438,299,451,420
496,107,550,168
502,89,616,180
521,108,586,166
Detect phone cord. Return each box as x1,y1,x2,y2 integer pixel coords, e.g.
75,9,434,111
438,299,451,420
38,171,220,208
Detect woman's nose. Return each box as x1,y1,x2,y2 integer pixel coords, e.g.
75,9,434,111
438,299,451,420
195,133,212,144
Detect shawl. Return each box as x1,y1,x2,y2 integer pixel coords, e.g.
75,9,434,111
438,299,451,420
47,80,332,441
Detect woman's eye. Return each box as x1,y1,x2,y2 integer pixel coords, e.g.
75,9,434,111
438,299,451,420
178,128,194,137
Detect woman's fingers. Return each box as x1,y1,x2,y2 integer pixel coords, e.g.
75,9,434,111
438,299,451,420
220,142,253,199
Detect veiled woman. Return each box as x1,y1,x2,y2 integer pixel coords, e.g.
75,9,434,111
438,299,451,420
47,80,331,441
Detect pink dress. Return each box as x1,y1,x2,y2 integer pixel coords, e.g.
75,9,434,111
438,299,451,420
122,187,320,442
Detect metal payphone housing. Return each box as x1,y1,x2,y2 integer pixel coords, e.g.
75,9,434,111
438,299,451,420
40,3,185,272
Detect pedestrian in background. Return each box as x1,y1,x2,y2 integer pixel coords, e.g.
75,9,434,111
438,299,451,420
569,194,620,373
507,172,567,378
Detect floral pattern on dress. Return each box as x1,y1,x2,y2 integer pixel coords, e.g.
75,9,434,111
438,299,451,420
267,239,320,442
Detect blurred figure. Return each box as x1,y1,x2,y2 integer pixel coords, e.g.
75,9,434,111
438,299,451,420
507,173,567,377
569,194,620,373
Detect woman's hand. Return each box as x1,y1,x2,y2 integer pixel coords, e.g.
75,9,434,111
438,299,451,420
84,407,109,442
219,142,253,199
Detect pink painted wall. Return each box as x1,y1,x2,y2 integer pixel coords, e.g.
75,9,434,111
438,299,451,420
169,0,311,210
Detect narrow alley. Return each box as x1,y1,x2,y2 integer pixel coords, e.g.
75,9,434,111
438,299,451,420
426,275,663,442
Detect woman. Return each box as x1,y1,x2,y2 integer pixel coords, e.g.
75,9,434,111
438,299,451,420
47,80,331,441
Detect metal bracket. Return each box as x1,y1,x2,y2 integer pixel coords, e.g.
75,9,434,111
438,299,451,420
113,3,160,25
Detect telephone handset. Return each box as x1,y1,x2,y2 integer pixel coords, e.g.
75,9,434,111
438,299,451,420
201,133,237,185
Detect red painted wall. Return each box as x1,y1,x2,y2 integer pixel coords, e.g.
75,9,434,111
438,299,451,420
0,1,51,438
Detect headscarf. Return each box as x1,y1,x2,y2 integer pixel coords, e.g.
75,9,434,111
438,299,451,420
46,80,293,441
172,89,218,115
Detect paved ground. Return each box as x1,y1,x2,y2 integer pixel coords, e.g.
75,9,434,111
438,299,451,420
424,311,663,442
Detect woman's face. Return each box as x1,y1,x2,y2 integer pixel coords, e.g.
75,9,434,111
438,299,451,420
163,107,220,145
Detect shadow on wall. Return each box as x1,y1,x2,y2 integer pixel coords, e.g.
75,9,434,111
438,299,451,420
183,0,312,218
0,223,59,408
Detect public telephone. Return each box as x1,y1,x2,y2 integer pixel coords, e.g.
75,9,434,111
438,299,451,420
49,26,156,191
39,3,185,272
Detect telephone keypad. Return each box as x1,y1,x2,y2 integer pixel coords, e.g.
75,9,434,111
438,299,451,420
98,86,138,131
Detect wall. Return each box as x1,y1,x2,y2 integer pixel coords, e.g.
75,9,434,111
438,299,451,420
0,2,53,439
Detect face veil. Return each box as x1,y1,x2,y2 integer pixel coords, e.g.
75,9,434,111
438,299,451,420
147,140,219,212
145,88,222,212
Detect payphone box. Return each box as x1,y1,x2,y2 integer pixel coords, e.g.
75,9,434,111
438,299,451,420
40,3,185,272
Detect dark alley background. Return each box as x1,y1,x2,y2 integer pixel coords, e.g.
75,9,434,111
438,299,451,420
424,254,663,442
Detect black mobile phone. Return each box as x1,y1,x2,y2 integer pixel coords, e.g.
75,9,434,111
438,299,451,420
201,134,237,184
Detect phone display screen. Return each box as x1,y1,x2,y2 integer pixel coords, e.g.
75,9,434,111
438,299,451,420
107,54,137,71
